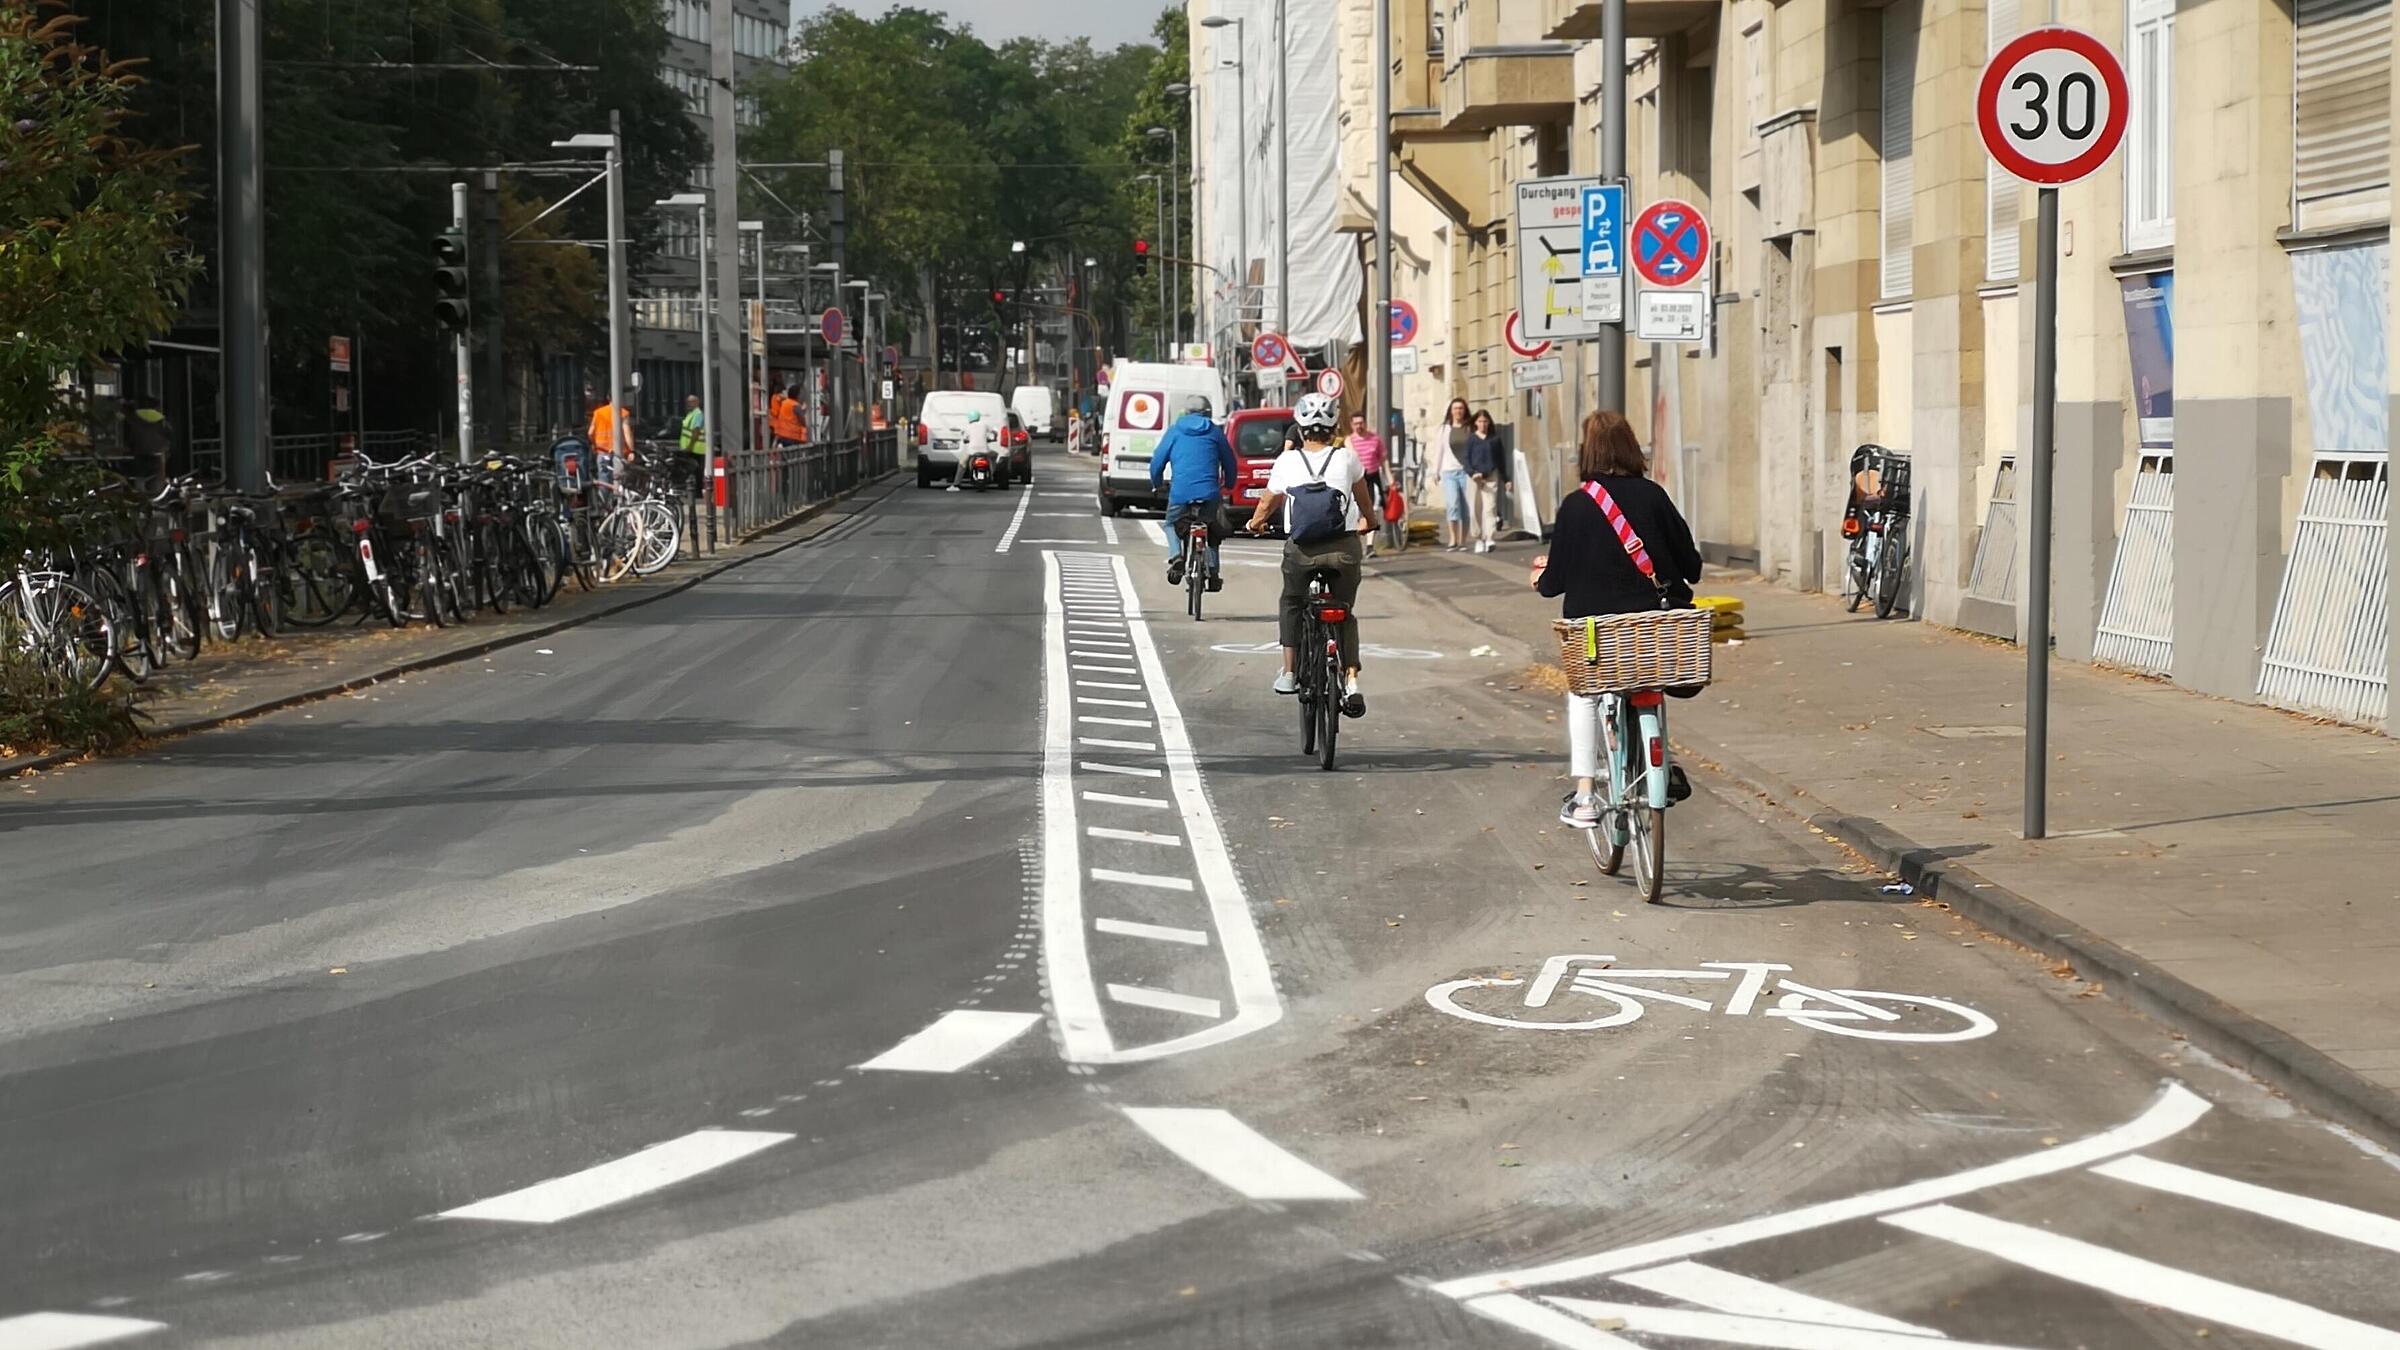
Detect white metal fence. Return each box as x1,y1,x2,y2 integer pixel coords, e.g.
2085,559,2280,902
2257,453,2390,727
2093,454,2176,675
1965,456,2019,602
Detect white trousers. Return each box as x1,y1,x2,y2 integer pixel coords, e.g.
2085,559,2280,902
1567,692,1611,780
1473,478,1501,544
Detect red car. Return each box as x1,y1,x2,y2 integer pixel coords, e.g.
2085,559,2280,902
1225,407,1291,535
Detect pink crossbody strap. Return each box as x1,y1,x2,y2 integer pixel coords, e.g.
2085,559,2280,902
1583,480,1655,577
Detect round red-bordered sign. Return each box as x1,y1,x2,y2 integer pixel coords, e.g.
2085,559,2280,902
1977,27,2128,186
1503,310,1551,360
819,308,846,345
1252,331,1290,370
1630,199,1711,289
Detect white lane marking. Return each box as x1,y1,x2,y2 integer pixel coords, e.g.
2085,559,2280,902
1080,761,1162,778
858,1009,1042,1074
1088,826,1182,846
1079,696,1151,709
1884,1203,2400,1349
1542,1298,2029,1350
1078,736,1157,752
440,1129,791,1224
0,1313,167,1350
1073,664,1139,676
1611,1262,1946,1335
1096,917,1210,945
1079,715,1153,729
1038,491,1083,498
1033,512,1087,518
1139,518,1170,547
1091,867,1194,892
2092,1155,2400,1254
994,487,1036,553
1071,638,1134,648
1077,682,1146,692
1109,983,1223,1017
1431,1082,2210,1299
1083,789,1168,807
1070,651,1135,662
1120,1107,1360,1200
1017,537,1100,544
1458,1295,1646,1349
1101,515,1120,545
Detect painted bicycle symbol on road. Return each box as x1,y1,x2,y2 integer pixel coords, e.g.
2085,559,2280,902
1426,954,1998,1043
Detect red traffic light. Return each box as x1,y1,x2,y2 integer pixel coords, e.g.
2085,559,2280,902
1133,239,1149,256
991,289,1006,304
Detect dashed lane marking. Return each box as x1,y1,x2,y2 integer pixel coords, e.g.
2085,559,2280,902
439,1129,791,1224
1078,716,1152,729
1082,789,1167,808
1087,826,1182,846
1079,761,1161,778
1078,697,1150,710
1121,1108,1362,1202
993,488,1036,553
1078,736,1156,753
858,1010,1043,1074
1090,867,1194,892
1095,917,1209,945
1107,984,1223,1018
0,1312,166,1350
1100,515,1120,545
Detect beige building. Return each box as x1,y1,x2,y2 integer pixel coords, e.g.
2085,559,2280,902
1277,0,2393,730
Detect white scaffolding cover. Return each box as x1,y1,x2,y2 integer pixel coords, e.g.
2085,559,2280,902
1198,0,1362,353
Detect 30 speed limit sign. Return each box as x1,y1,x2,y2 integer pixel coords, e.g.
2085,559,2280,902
1977,26,2128,185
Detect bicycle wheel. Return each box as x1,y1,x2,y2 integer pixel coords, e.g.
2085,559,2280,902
1595,700,1632,876
279,533,354,627
163,560,205,658
247,548,283,638
82,566,143,681
594,508,640,584
525,516,566,604
412,540,448,629
1629,802,1666,903
1186,548,1204,620
1845,540,1869,612
633,500,680,575
1297,628,1319,756
205,545,243,641
1316,644,1340,771
30,580,116,690
1873,529,1908,620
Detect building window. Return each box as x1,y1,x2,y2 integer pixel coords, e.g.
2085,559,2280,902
1986,0,2023,278
2294,0,2391,231
738,93,764,129
2124,0,2174,250
1879,0,1918,301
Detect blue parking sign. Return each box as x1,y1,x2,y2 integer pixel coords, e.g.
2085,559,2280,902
1580,184,1625,279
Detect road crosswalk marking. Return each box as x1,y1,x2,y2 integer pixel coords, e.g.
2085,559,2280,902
1078,736,1156,752
0,1313,166,1350
1088,826,1181,846
440,1129,790,1225
858,1010,1042,1074
1083,790,1167,808
1090,867,1194,892
2091,1154,2400,1254
1543,1297,2030,1350
1079,761,1162,778
1095,917,1210,945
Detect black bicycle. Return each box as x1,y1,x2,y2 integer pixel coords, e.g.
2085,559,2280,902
1294,567,1345,771
1184,512,1211,620
1842,444,1912,620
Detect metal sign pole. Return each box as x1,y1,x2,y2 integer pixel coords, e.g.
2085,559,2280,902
2024,185,2059,840
1595,0,1627,414
453,181,473,462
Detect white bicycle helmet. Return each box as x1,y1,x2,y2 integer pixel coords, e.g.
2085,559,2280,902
1292,391,1340,434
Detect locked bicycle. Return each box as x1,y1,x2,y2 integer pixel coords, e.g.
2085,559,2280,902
1842,444,1912,619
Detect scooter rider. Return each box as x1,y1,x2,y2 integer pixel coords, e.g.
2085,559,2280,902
1148,394,1240,591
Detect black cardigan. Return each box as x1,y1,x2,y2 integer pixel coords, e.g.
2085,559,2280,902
1536,475,1704,616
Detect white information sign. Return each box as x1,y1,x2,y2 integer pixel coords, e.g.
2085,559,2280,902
1514,177,1604,343
1389,345,1419,375
1635,288,1708,343
1509,357,1565,391
1580,274,1623,324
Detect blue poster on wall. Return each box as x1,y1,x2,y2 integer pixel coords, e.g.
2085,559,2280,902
2118,271,2174,451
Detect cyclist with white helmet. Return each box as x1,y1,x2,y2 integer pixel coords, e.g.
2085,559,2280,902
1243,390,1372,718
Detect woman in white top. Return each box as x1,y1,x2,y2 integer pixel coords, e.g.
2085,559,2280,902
1243,392,1372,718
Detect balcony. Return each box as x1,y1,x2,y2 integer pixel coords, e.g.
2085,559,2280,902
1546,0,1721,41
1437,0,1575,131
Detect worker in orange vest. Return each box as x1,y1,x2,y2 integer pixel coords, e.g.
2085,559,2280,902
770,384,808,447
587,390,634,477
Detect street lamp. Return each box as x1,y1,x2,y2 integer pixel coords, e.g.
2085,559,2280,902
1146,125,1182,350
656,193,716,530
555,132,629,456
1011,239,1027,254
1201,13,1251,362
739,220,766,456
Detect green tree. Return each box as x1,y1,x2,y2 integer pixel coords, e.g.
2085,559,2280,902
0,1,197,488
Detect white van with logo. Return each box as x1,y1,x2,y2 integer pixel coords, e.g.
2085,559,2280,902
1097,361,1228,517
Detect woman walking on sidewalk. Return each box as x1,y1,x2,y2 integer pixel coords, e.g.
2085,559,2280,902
1464,410,1505,553
1530,410,1704,830
1435,398,1472,551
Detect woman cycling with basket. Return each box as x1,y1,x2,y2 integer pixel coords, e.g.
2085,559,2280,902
1530,411,1704,830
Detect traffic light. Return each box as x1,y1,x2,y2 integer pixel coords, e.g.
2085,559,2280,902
1132,238,1150,276
991,288,1008,308
432,227,470,331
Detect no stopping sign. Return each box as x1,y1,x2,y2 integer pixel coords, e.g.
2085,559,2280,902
1978,27,2128,186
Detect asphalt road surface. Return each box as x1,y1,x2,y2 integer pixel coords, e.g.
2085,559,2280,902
6,444,2400,1350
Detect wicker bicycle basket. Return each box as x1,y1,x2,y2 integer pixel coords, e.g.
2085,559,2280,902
1551,609,1715,696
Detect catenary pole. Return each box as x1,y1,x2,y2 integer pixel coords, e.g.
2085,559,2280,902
1595,0,1627,413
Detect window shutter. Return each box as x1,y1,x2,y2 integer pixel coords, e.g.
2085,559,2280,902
1881,2,1919,300
1986,0,2022,280
2294,0,2393,229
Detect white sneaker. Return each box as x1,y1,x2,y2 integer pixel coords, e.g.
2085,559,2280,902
1558,792,1602,829
1272,671,1299,695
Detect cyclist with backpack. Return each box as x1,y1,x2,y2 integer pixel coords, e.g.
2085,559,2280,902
1243,391,1371,718
1148,394,1240,591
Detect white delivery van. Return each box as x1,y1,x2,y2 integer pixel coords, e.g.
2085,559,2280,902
1097,360,1228,517
914,389,1009,488
1009,385,1060,442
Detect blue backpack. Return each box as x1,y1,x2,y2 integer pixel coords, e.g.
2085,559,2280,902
1285,449,1350,545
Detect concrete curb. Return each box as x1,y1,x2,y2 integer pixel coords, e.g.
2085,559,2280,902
1683,726,2400,1153
1381,553,2400,1150
2,474,898,782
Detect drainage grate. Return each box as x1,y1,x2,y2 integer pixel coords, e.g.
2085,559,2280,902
2093,454,2175,675
2258,453,2389,727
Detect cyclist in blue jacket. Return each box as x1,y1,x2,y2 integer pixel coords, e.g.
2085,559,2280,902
1149,395,1241,591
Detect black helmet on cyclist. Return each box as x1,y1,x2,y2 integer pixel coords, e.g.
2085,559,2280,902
1292,391,1340,434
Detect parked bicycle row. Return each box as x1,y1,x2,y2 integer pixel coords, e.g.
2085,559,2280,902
3,443,692,691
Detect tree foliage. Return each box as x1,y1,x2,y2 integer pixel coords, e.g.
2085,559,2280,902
0,0,197,485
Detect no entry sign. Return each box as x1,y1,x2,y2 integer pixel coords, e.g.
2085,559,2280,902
1630,200,1711,289
1977,27,2128,185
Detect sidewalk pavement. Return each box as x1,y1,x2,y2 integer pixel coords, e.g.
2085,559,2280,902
1377,538,2400,1145
1,477,897,780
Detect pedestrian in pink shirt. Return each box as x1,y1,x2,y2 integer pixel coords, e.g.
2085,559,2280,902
1347,411,1388,553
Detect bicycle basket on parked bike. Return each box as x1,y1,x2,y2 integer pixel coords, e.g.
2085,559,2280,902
1551,610,1714,696
1846,444,1912,511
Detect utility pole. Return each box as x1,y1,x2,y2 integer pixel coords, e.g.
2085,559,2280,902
709,0,742,483
216,0,267,490
452,181,473,460
828,148,847,439
605,113,632,458
1371,0,1392,457
1274,0,1290,338
477,171,504,444
1595,0,1627,413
